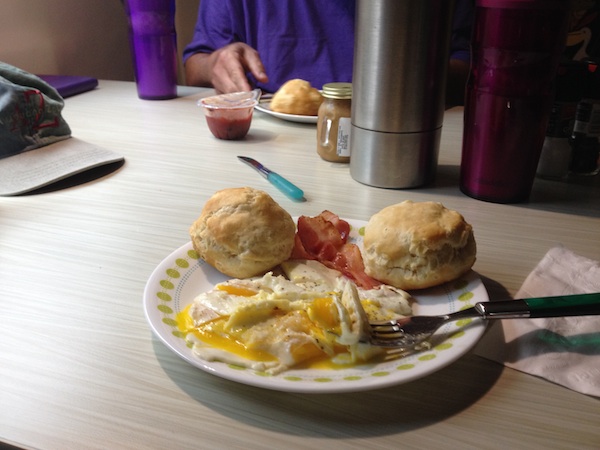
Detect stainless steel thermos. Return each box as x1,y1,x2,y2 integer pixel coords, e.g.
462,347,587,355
350,0,455,188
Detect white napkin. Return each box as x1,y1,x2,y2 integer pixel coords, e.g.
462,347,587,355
474,246,600,397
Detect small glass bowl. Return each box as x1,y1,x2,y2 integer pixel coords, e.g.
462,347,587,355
199,89,260,140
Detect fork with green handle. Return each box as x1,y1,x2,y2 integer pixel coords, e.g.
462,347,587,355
369,293,600,348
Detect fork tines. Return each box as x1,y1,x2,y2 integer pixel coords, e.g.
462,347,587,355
369,321,403,333
368,319,425,348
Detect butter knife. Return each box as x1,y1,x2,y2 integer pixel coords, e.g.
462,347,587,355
238,156,305,200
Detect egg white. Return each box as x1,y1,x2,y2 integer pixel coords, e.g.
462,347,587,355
181,260,413,374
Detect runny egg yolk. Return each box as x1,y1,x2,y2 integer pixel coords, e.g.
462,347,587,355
216,284,257,297
361,299,385,321
176,266,401,373
290,341,328,363
307,297,340,333
176,305,277,362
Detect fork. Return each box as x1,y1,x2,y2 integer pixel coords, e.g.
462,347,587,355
369,292,600,349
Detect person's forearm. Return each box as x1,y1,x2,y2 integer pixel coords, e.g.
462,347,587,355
446,58,470,108
184,52,214,87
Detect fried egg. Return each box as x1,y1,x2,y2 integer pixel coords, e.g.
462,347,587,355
177,260,413,374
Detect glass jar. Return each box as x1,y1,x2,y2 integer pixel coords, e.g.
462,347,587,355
317,82,352,162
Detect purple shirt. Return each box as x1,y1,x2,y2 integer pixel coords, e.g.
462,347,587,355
184,0,472,93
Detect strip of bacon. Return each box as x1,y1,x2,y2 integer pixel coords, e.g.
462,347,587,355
291,211,381,289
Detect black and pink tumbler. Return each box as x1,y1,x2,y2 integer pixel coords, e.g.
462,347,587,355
124,0,177,100
460,0,571,203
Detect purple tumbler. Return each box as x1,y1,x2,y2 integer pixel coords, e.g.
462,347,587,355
460,0,570,203
124,0,177,100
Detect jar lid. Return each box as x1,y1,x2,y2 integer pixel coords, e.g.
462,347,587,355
322,82,352,99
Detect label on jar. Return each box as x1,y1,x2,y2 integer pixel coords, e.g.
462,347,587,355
573,101,592,134
545,101,577,138
587,102,600,137
336,117,351,157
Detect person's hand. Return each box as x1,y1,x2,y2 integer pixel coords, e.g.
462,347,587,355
185,42,269,93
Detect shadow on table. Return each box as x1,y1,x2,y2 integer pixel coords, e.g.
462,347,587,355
154,338,504,438
429,164,600,218
480,274,512,302
11,160,125,196
153,276,507,440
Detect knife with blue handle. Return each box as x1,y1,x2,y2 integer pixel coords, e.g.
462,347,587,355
238,156,305,200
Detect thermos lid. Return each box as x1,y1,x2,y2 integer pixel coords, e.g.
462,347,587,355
477,0,570,8
322,83,352,99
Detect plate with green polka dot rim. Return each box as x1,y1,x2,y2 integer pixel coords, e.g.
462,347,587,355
143,218,488,394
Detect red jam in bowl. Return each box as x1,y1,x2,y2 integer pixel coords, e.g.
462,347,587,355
205,111,253,140
200,90,258,140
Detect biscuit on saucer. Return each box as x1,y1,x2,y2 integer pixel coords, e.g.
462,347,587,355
270,79,323,116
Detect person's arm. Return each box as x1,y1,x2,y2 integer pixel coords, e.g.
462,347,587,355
445,0,474,107
446,58,470,108
184,42,269,93
182,0,268,93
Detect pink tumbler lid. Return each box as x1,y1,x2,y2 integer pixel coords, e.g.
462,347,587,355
477,0,570,8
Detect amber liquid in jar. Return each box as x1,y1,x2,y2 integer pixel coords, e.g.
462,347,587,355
317,83,352,162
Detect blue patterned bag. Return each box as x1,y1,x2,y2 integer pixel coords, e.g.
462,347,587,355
0,61,71,158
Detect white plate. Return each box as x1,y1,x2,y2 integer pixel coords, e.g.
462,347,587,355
144,219,488,394
255,99,318,124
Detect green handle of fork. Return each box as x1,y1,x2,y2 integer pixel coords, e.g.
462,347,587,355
477,292,600,319
524,292,600,318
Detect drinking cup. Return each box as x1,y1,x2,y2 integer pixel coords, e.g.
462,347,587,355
460,0,571,203
124,0,178,100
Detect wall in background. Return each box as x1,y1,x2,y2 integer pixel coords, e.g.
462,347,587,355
0,0,200,84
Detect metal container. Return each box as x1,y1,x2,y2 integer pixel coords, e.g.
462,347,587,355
350,0,455,188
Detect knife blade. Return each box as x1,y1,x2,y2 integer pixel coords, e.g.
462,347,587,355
238,156,304,200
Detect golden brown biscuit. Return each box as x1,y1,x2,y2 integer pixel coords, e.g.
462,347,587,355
270,79,323,116
189,187,296,278
363,201,476,290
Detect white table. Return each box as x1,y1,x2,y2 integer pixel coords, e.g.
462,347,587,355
1,81,599,449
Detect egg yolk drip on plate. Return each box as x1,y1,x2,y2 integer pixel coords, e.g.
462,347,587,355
176,260,412,375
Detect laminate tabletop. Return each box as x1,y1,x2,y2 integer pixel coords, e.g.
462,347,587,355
1,81,599,449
